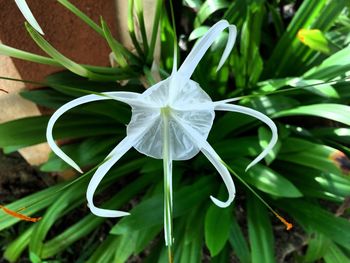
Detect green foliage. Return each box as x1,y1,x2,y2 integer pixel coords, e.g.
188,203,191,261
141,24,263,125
0,0,350,262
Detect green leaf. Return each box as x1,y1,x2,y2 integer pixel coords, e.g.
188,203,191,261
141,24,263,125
25,23,92,78
25,24,122,81
258,126,281,165
113,233,138,263
278,137,345,176
205,203,232,256
304,45,350,80
101,18,128,68
29,252,41,263
311,128,350,144
189,26,209,41
297,29,330,54
40,137,115,172
243,95,299,115
229,212,251,263
134,226,162,254
57,0,103,36
127,0,144,56
223,0,247,28
239,2,265,87
4,226,34,262
86,236,119,263
21,89,72,109
0,44,60,66
290,78,340,98
57,0,136,66
277,162,350,201
0,114,122,150
275,104,350,126
110,176,213,235
176,205,204,263
267,3,284,37
194,0,229,27
324,242,350,263
146,0,163,63
0,183,64,231
264,0,345,77
40,167,151,258
302,233,330,263
29,176,88,256
259,77,342,99
248,195,275,263
234,159,302,198
277,199,350,249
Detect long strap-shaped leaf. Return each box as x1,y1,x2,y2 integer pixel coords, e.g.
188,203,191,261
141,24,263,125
177,20,237,80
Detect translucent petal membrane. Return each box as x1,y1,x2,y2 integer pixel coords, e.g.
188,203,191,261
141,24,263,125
128,76,215,160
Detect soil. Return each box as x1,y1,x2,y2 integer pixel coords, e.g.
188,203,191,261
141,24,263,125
0,150,56,203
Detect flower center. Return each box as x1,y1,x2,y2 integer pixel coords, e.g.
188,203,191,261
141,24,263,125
127,76,215,160
161,105,172,117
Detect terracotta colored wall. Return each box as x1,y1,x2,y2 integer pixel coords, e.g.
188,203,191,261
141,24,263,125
0,0,117,84
0,0,117,165
0,0,158,165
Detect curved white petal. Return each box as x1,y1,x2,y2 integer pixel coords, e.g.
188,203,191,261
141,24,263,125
87,111,161,218
215,103,278,171
46,92,142,173
171,114,235,208
201,141,236,207
177,20,237,80
14,0,44,35
86,136,134,217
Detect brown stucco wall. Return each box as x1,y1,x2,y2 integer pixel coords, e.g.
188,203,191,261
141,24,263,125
0,0,117,164
0,0,117,83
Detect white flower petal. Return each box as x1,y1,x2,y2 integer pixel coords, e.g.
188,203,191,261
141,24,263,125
86,136,134,217
215,103,278,171
14,0,44,35
201,141,236,207
46,92,142,173
130,78,215,160
171,114,235,208
177,20,237,80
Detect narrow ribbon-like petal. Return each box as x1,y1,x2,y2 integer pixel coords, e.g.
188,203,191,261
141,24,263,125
14,0,44,35
86,136,134,217
201,141,236,207
87,113,161,217
215,103,278,170
177,20,237,80
171,113,235,207
46,92,142,173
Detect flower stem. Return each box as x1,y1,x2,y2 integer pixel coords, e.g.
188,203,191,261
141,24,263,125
161,107,174,261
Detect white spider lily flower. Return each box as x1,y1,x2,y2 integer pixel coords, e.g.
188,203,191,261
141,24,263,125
14,0,44,35
46,20,278,247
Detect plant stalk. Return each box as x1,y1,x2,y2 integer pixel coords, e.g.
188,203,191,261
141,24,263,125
161,107,173,262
